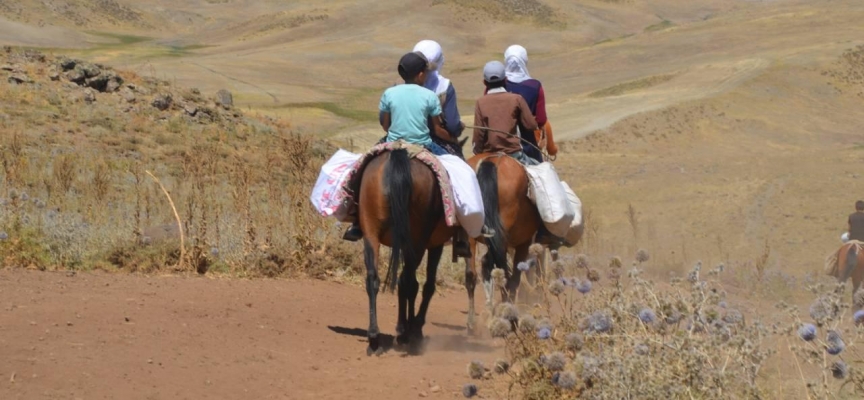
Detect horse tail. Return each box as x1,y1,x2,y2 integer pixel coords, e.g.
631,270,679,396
841,244,858,282
384,149,414,293
477,160,509,277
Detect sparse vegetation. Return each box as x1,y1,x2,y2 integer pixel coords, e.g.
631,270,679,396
0,48,361,277
470,249,864,399
431,0,566,27
645,19,675,33
588,74,677,98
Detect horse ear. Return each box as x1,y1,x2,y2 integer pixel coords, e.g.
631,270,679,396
459,137,469,147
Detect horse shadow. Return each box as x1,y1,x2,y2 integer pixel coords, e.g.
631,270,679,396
327,326,396,353
327,325,496,355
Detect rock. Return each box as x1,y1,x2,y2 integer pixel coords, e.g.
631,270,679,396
49,70,60,81
80,63,102,79
83,89,96,104
191,88,200,95
429,385,441,393
65,67,86,84
183,104,198,116
59,58,77,71
215,89,233,109
1,64,19,72
151,93,173,111
120,87,136,103
7,74,32,84
105,77,122,93
86,70,123,92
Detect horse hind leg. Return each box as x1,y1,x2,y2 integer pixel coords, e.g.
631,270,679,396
363,238,384,356
465,238,478,333
396,253,421,346
410,246,443,354
481,251,495,312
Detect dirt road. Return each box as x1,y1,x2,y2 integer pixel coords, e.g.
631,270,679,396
0,269,503,400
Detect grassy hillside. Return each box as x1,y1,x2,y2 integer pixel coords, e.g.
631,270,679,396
0,48,359,278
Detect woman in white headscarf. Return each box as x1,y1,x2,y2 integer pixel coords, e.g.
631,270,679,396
502,44,557,163
412,39,466,157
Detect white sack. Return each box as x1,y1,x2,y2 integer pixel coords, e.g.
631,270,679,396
437,154,485,238
525,162,575,237
310,149,361,219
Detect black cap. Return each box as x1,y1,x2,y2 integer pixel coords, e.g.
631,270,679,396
398,51,428,79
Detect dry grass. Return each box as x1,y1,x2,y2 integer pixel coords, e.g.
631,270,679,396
588,74,677,98
0,49,362,278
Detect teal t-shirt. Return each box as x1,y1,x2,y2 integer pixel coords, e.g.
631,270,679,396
379,84,442,147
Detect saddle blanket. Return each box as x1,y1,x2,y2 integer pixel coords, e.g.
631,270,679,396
310,141,484,238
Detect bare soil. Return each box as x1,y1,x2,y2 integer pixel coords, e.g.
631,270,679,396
0,269,502,400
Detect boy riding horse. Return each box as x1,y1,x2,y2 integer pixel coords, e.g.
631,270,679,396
343,52,484,257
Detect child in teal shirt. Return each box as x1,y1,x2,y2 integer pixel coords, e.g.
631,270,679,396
378,51,454,155
343,52,477,256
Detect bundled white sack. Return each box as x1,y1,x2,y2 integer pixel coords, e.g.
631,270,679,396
560,180,584,245
842,232,850,243
525,162,575,237
437,154,485,238
310,149,361,220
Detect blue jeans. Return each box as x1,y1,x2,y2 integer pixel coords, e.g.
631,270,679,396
424,142,450,156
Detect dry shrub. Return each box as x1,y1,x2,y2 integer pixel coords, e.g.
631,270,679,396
483,253,864,399
0,48,361,277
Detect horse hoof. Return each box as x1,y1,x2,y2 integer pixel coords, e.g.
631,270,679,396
396,334,410,346
366,345,384,357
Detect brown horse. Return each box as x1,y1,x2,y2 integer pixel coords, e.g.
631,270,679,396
464,153,542,331
832,242,864,298
358,148,455,355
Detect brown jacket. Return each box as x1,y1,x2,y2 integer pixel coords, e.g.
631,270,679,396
472,90,538,155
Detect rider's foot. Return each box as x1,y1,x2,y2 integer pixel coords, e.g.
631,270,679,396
453,240,472,258
481,225,496,238
535,230,563,247
342,223,363,242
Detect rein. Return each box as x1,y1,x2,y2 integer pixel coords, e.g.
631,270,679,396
465,125,552,162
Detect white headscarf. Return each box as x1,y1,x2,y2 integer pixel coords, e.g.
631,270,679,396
504,44,531,83
413,39,451,96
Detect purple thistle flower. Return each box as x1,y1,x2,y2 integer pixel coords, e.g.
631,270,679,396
826,330,845,355
638,308,657,324
462,383,478,398
854,310,864,326
831,361,849,380
552,371,577,389
576,279,592,294
537,327,552,339
798,324,817,342
517,261,530,272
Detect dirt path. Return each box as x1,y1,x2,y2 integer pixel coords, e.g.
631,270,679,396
0,269,504,400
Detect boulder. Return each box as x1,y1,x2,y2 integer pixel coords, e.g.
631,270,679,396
183,103,198,116
7,74,32,84
151,93,173,111
120,87,136,103
58,58,77,71
83,88,96,104
215,89,233,109
65,66,86,84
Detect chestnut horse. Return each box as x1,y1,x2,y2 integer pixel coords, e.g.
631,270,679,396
358,149,455,355
464,153,542,331
832,242,864,299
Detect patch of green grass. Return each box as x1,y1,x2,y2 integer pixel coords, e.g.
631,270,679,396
274,102,378,122
588,74,677,98
593,33,634,46
644,19,674,33
85,31,151,46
